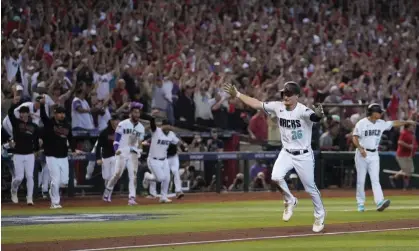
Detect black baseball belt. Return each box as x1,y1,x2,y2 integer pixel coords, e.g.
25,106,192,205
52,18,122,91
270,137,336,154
285,149,309,156
366,149,376,152
152,157,166,161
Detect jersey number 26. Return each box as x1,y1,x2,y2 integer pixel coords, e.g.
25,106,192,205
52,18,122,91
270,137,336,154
291,130,303,140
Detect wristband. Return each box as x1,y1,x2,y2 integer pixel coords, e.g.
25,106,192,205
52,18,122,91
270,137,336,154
236,92,241,98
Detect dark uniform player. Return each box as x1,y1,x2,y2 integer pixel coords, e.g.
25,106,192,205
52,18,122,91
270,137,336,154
8,96,40,205
95,114,120,189
40,97,78,209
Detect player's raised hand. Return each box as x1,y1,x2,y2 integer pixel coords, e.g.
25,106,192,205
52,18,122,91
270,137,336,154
223,83,238,98
313,103,325,118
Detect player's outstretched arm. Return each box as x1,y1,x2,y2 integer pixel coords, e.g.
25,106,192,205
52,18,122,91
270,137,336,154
223,83,263,110
392,120,418,128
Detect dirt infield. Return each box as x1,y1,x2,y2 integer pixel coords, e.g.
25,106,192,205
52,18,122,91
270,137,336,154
2,190,419,251
3,219,419,251
2,189,418,209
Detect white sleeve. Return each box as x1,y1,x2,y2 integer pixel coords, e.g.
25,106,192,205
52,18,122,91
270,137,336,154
115,123,124,135
382,121,394,131
353,121,362,137
301,107,315,121
170,132,180,144
138,127,145,141
262,101,280,115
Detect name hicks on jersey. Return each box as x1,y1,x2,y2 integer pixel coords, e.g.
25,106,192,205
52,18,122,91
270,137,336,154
279,118,302,129
364,129,381,137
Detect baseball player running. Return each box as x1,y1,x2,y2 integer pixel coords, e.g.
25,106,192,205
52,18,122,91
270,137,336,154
39,97,80,209
8,96,40,205
103,102,145,205
148,143,186,199
352,103,417,212
95,114,121,187
143,118,182,203
224,81,326,233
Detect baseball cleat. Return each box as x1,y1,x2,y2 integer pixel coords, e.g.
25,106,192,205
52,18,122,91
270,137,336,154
11,190,18,204
102,195,111,202
159,198,172,204
312,217,325,233
377,199,391,212
357,204,365,212
27,197,34,206
142,172,151,189
50,204,62,209
282,198,298,222
128,197,138,206
176,192,185,199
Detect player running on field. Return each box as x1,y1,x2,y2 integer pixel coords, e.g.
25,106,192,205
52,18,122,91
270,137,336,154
39,96,81,209
224,81,326,233
103,102,145,205
352,103,417,212
95,114,121,188
8,95,40,205
142,115,183,203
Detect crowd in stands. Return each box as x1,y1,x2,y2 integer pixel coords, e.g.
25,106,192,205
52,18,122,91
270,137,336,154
2,0,419,152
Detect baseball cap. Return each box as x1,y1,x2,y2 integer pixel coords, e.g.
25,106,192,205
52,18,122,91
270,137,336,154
280,81,301,96
54,106,66,114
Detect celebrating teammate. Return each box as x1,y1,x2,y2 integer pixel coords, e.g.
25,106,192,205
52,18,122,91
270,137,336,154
148,143,186,199
224,81,326,233
95,114,121,187
8,95,40,205
40,97,79,209
103,102,145,205
142,117,181,204
352,103,417,212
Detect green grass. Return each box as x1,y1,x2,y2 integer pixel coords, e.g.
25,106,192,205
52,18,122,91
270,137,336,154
125,229,419,251
1,196,419,244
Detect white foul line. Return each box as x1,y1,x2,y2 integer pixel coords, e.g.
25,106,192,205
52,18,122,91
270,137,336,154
71,227,419,251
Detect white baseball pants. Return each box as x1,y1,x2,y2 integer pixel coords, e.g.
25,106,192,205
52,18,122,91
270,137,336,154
354,150,384,205
271,149,325,219
46,156,69,205
149,155,182,195
147,157,170,200
12,154,35,199
106,152,138,198
102,156,116,186
40,161,50,193
85,140,98,178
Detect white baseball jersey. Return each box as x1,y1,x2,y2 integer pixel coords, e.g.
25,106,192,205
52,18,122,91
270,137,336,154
148,128,179,159
262,101,314,150
353,118,393,150
114,119,145,149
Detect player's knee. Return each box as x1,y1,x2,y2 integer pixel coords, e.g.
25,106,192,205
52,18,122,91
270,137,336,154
13,177,23,184
271,175,286,184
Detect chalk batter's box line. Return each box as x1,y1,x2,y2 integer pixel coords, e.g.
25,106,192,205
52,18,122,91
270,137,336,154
72,226,419,251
